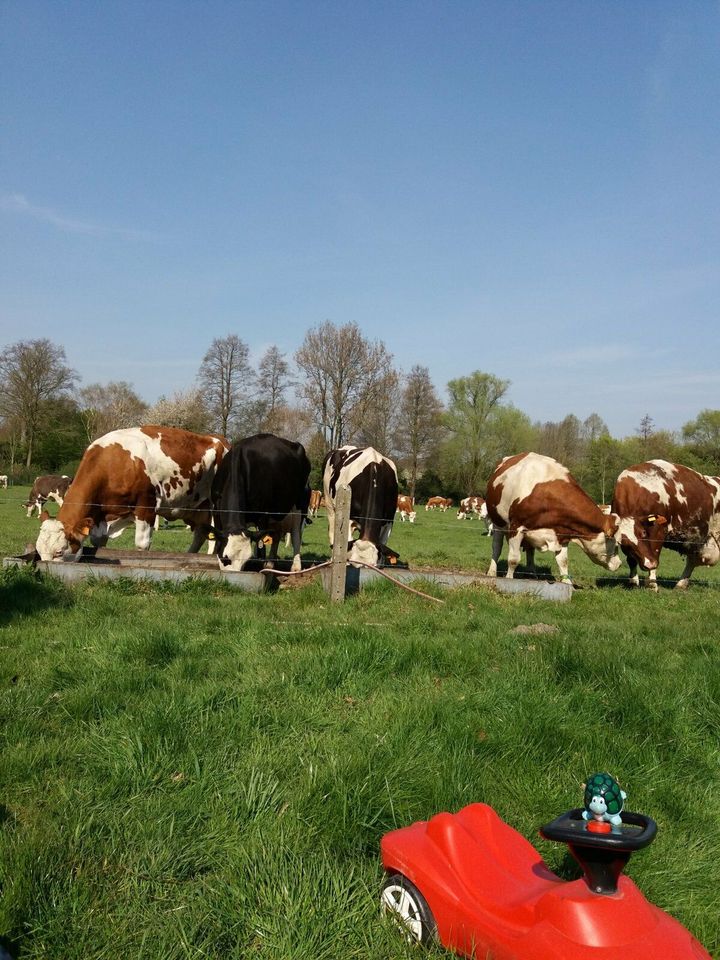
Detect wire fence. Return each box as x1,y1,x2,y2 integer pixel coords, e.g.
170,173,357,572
3,494,718,552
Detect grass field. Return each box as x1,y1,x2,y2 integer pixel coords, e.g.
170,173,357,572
1,486,719,958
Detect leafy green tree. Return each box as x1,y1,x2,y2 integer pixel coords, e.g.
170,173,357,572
441,371,516,493
0,338,78,467
682,409,720,473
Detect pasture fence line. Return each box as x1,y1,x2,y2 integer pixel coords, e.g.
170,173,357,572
3,495,718,550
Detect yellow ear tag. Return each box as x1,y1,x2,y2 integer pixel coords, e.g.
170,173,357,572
647,515,656,523
207,532,215,541
262,536,273,545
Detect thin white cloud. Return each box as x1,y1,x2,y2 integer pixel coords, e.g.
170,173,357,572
81,359,198,369
510,343,641,370
0,192,164,242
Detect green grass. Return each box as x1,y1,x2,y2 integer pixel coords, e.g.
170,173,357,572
1,488,719,958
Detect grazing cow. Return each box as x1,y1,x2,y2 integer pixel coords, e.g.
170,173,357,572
485,452,621,582
24,474,73,518
308,489,323,517
323,445,399,566
426,496,453,511
611,460,720,590
396,494,416,522
0,475,7,489
457,495,484,519
35,427,228,561
457,495,493,535
212,433,311,572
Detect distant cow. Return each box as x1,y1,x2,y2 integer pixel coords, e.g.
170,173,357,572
426,496,453,511
24,474,73,518
323,446,399,567
308,489,324,517
0,475,7,489
396,494,416,522
485,452,621,582
212,433,311,572
35,427,228,561
457,494,492,535
612,460,720,590
457,495,484,519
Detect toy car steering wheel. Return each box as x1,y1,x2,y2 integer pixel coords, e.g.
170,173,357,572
540,808,657,894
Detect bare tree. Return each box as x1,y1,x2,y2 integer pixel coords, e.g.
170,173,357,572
0,338,78,467
78,381,148,441
395,365,444,499
535,414,584,473
295,321,396,448
257,346,292,433
636,414,655,445
355,368,400,456
146,388,213,434
197,335,254,437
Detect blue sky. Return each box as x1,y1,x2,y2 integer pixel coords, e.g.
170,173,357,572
1,0,718,437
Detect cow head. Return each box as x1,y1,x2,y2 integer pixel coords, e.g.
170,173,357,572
348,539,401,568
616,513,668,570
348,538,379,567
578,513,623,571
36,515,93,561
216,531,255,570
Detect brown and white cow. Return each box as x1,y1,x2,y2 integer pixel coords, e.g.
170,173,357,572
611,460,720,590
485,452,621,582
396,494,416,522
426,496,453,511
308,489,324,518
457,494,493,534
323,445,399,567
0,474,8,489
35,426,228,560
24,474,73,517
457,495,483,519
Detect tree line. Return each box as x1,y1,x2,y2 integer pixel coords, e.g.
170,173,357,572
1,327,719,503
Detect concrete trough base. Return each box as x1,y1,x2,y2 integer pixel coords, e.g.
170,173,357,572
3,549,270,593
320,566,573,602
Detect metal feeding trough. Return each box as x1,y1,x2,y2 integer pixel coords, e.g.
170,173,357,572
320,565,574,601
3,547,271,593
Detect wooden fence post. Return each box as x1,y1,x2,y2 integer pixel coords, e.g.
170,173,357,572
329,484,351,602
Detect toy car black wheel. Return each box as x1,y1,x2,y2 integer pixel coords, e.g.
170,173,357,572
381,872,437,945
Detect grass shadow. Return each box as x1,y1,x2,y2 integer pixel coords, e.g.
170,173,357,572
0,565,72,625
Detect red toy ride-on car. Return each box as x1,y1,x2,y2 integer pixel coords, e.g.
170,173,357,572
380,788,711,959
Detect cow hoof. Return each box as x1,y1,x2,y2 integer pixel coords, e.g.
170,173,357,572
674,580,689,591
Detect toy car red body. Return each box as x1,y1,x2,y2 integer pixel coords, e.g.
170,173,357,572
380,802,711,959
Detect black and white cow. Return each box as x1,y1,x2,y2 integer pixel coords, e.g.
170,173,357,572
322,445,399,567
211,433,311,572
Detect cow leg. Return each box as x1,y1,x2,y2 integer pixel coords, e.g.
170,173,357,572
264,535,280,569
505,532,525,579
553,545,572,583
626,553,640,588
525,546,537,577
134,519,154,550
187,524,209,553
487,528,505,577
675,556,697,590
289,516,304,572
326,501,336,546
